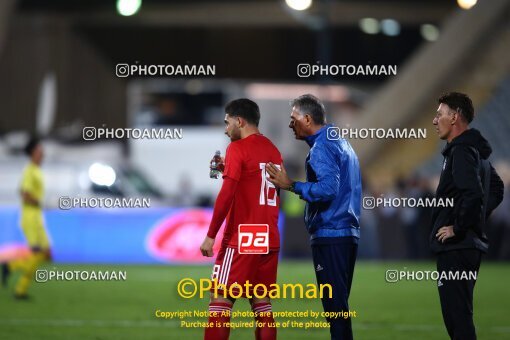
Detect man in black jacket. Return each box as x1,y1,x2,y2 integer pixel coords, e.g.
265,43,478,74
431,92,504,340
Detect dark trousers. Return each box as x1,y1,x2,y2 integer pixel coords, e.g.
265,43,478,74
437,249,482,340
312,241,358,340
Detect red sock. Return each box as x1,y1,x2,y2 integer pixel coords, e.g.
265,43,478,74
204,302,232,340
252,302,276,340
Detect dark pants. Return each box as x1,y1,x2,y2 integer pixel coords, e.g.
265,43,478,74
312,241,358,340
437,249,482,340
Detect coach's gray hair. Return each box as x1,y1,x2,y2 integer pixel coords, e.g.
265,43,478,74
290,94,326,125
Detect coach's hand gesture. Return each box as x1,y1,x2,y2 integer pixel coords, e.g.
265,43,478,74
200,236,215,257
266,163,293,190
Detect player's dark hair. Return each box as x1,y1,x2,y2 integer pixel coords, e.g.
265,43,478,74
24,137,40,156
291,94,326,125
438,92,474,124
225,98,260,127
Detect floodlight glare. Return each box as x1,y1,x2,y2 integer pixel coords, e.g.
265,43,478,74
359,18,380,35
285,0,312,11
117,0,142,17
381,19,401,36
420,24,440,42
457,0,477,10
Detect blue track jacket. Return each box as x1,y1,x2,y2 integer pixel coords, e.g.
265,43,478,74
293,124,361,241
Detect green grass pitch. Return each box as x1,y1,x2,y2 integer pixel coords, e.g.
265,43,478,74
1,261,509,339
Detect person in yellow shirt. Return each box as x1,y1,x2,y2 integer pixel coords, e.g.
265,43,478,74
1,138,51,299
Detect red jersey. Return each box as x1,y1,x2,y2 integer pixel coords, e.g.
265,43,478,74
211,133,282,250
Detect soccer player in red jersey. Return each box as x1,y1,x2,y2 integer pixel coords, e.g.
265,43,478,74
200,98,283,340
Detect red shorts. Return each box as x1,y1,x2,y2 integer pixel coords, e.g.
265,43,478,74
210,246,279,298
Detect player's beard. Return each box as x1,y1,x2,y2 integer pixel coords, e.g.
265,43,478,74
229,127,241,141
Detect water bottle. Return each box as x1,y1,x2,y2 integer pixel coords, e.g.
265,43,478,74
209,150,224,179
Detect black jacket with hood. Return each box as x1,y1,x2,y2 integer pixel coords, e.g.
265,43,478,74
430,128,504,253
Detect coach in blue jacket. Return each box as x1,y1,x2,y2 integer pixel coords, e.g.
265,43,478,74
266,94,361,340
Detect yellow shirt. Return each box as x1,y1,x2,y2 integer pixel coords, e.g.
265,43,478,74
20,162,49,248
21,162,44,211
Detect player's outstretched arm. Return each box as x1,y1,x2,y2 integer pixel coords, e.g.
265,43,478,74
200,177,238,257
269,145,339,202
